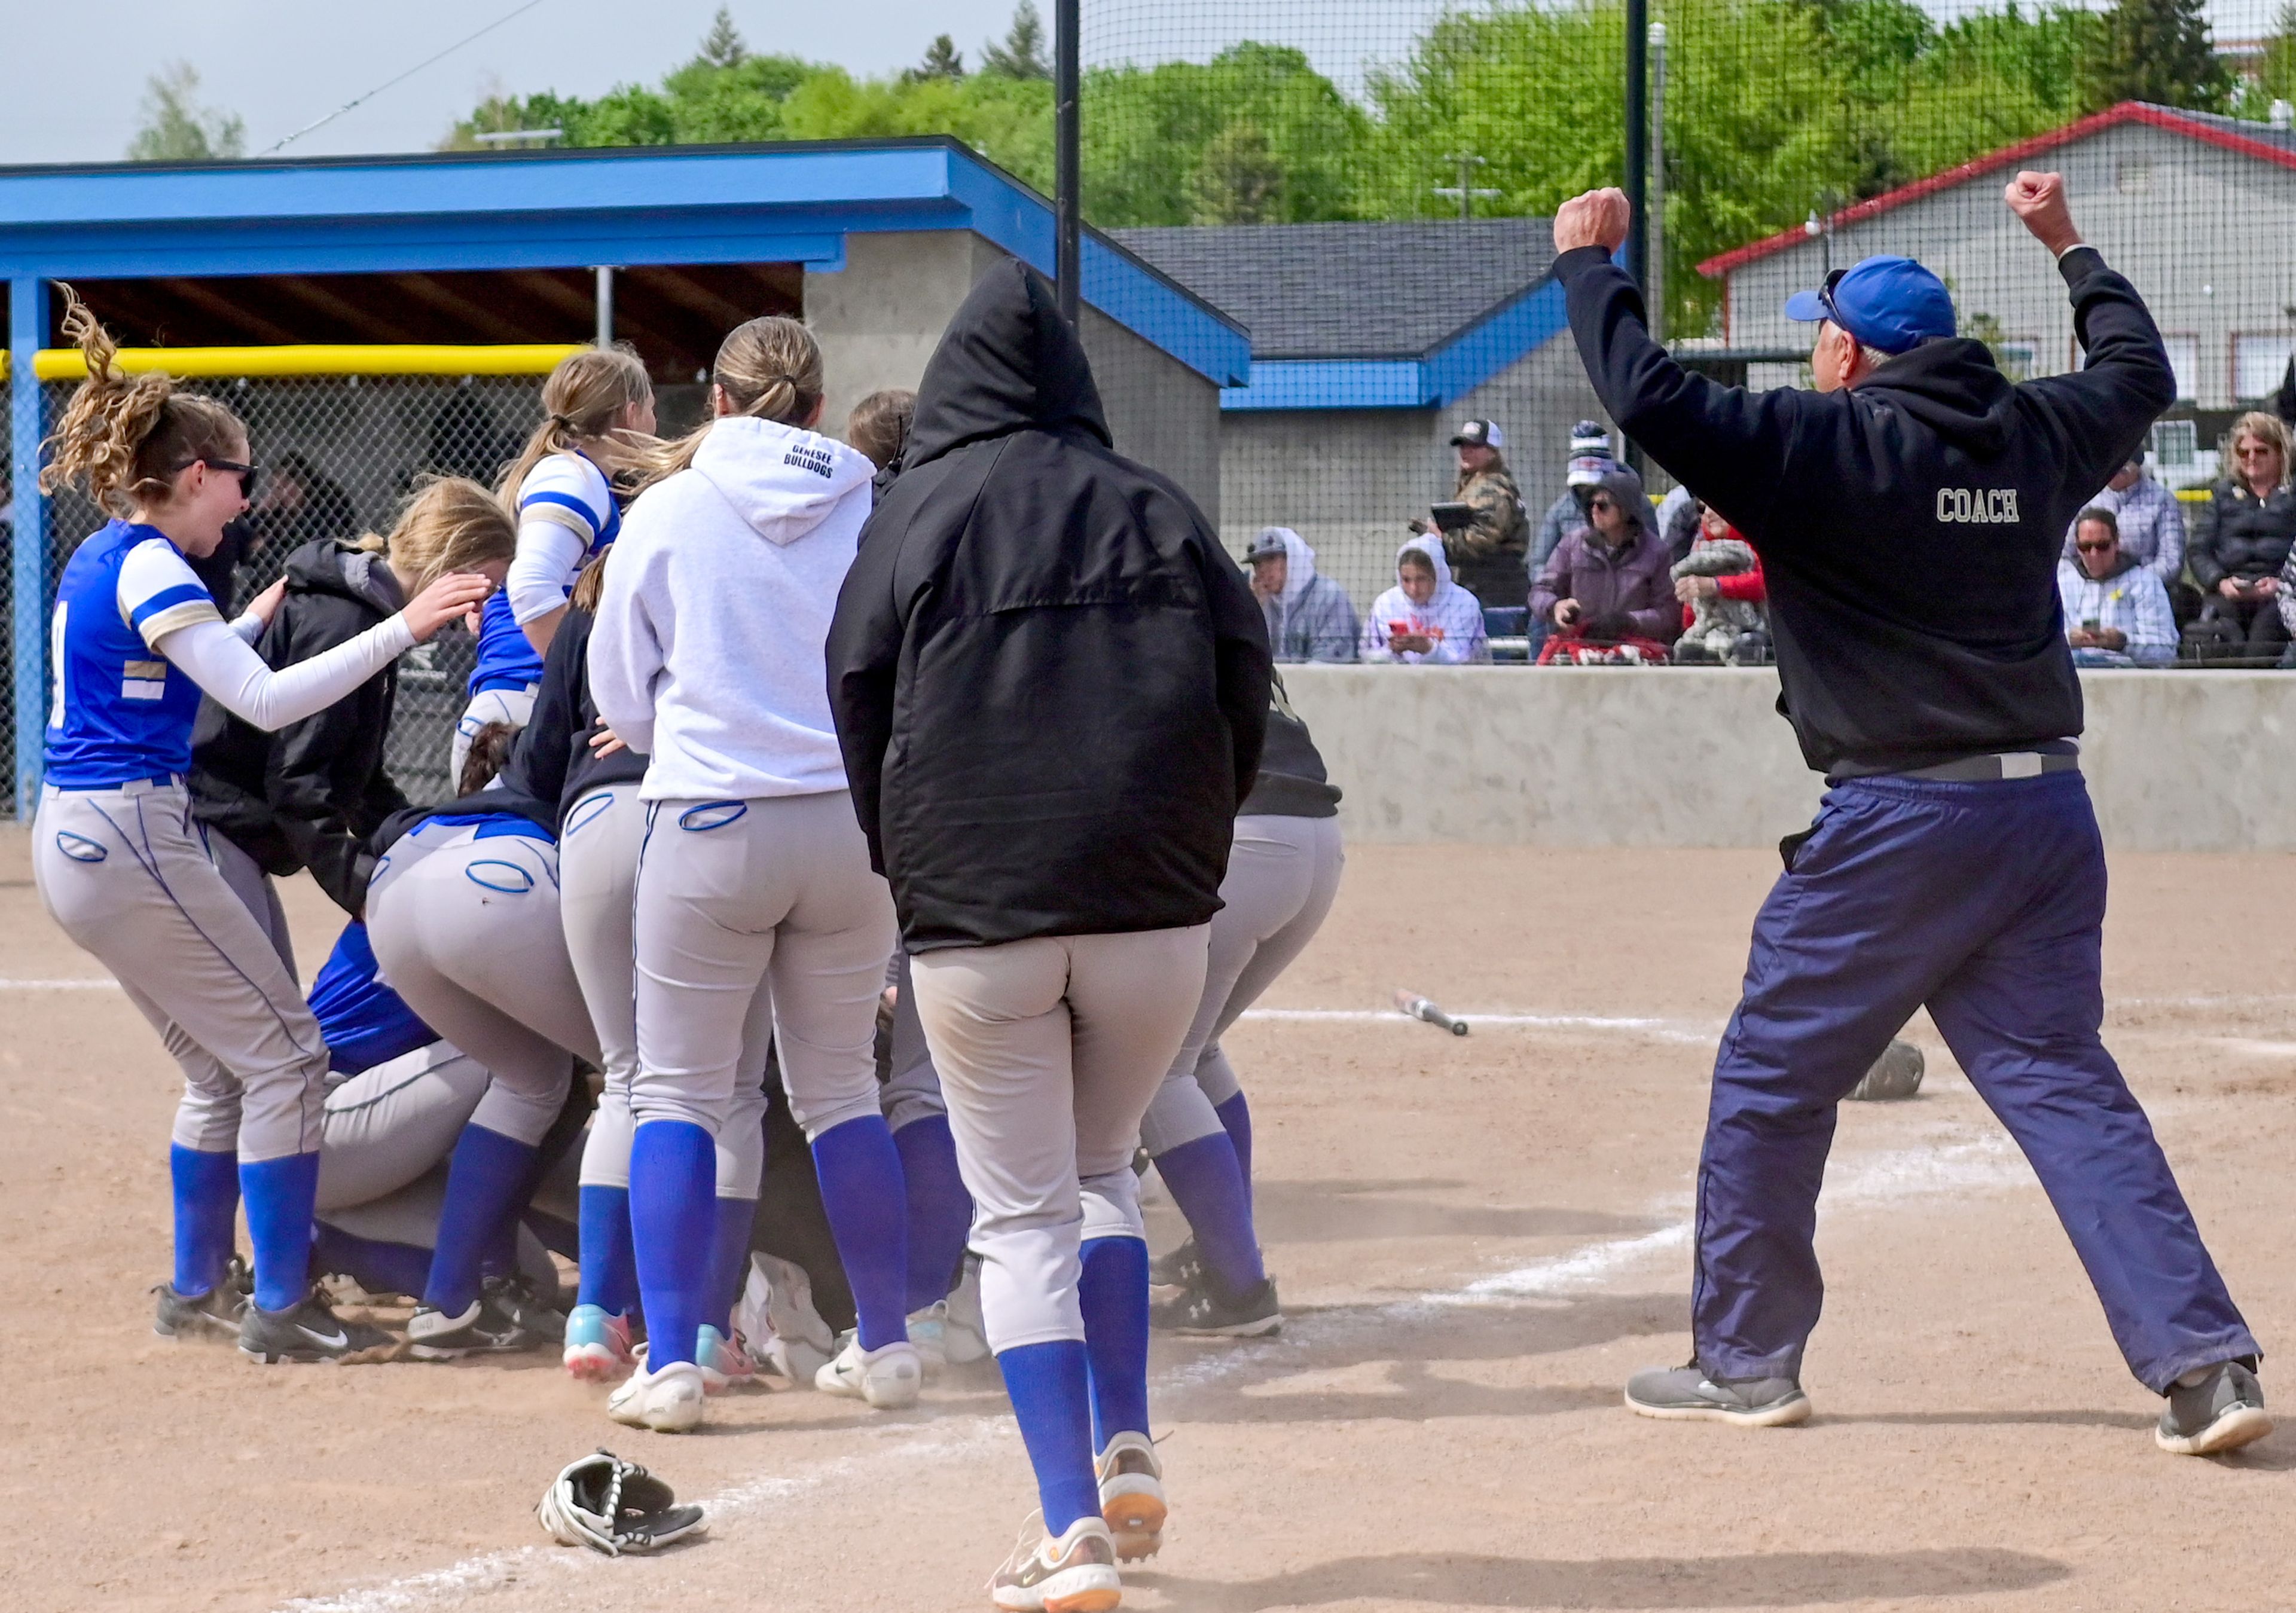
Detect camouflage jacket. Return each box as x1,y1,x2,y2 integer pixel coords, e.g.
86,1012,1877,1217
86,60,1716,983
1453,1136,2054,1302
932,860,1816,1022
1443,463,1530,567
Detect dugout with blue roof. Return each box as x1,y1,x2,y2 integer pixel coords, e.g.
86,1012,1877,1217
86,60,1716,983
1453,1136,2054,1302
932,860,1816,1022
0,136,1248,806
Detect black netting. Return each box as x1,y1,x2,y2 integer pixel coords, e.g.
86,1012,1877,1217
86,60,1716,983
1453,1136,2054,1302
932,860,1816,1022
1080,0,2296,664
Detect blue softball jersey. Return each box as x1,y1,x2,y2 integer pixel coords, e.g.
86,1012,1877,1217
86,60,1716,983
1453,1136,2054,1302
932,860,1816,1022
466,451,622,696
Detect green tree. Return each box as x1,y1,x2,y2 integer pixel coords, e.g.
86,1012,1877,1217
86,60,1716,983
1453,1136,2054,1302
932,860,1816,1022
127,62,245,161
1186,123,1289,224
700,7,747,68
981,1,1051,80
2080,0,2230,111
909,35,966,83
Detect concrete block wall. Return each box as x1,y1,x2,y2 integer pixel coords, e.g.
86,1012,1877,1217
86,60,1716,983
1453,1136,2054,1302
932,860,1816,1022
804,230,1223,520
1280,665,2296,852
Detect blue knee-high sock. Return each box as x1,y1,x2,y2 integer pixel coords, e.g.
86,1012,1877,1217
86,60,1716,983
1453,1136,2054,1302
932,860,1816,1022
630,1120,716,1368
1215,1091,1254,1210
576,1185,639,1316
310,1222,433,1302
240,1151,321,1313
1079,1236,1152,1453
423,1123,540,1318
894,1116,973,1312
810,1115,909,1350
1152,1132,1266,1299
998,1340,1102,1534
169,1144,239,1296
709,1196,757,1333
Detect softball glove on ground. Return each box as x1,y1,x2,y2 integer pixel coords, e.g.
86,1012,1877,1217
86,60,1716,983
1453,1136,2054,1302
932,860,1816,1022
536,1449,707,1556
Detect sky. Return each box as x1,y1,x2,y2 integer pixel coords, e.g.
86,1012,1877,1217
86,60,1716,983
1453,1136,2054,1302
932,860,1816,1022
3,0,2286,169
0,0,1021,166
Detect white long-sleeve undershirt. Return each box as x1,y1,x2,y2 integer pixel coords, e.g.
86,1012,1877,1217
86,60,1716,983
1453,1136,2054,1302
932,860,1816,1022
155,612,417,731
506,518,590,627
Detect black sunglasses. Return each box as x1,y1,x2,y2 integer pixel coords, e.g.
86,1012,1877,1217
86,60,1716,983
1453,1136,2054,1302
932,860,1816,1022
2075,539,2116,552
182,457,262,500
1816,267,1850,332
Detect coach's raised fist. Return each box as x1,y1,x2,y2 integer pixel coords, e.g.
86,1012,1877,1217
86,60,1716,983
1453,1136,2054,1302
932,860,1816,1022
1554,188,1632,255
2004,170,2080,256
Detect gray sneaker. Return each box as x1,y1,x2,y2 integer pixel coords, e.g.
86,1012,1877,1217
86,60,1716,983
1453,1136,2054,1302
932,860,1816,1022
1625,1360,1811,1426
2156,1360,2272,1456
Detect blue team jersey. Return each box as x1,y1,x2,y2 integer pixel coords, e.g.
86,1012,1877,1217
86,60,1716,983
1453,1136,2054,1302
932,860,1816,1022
44,520,228,788
307,920,439,1076
466,450,622,696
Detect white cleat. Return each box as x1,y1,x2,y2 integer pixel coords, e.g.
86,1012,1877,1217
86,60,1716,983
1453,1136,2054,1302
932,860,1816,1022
735,1252,836,1385
944,1259,992,1365
1095,1431,1167,1562
815,1333,924,1409
607,1355,707,1433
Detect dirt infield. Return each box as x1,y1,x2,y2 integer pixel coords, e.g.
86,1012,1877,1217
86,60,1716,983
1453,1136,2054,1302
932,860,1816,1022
4,827,2291,1612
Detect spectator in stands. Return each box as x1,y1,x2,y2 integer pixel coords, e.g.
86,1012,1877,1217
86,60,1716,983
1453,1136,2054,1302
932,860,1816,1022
1360,536,1489,664
2190,411,2296,661
2062,453,2185,597
1532,419,1617,577
2059,507,2175,667
1409,418,1528,606
1244,527,1358,663
1656,482,1700,564
252,452,358,557
847,387,917,472
1672,502,1767,663
1531,466,1678,653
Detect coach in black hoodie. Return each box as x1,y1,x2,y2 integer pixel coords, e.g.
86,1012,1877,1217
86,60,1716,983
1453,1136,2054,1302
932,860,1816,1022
1555,175,2263,1453
828,260,1269,1589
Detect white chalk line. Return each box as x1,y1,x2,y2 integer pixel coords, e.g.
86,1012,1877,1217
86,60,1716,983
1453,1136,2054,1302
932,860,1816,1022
1242,1007,1717,1044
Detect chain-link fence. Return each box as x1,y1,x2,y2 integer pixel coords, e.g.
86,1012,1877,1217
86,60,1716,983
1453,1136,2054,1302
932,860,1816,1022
1078,0,2296,665
7,374,550,812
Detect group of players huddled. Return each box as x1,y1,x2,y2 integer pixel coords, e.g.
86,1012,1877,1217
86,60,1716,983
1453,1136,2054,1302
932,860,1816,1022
38,261,1310,1610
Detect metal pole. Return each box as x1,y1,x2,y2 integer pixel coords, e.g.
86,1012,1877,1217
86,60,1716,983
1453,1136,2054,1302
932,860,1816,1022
1648,22,1667,349
1625,0,1648,298
11,276,51,815
1054,0,1081,325
594,265,615,346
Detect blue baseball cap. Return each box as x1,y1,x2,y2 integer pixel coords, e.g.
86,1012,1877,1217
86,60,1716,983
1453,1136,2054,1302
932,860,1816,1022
1783,256,1956,355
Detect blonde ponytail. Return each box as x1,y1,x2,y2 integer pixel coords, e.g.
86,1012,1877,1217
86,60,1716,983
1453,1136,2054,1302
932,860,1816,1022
497,344,656,505
39,285,246,522
626,317,826,494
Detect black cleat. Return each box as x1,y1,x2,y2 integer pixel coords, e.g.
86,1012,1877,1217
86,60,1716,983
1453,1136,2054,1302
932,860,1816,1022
407,1277,561,1360
1151,1273,1281,1338
2157,1360,2272,1456
154,1255,252,1340
1149,1238,1203,1289
239,1288,397,1364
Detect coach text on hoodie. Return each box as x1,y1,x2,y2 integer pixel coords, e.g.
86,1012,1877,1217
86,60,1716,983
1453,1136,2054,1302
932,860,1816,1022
1556,243,2174,777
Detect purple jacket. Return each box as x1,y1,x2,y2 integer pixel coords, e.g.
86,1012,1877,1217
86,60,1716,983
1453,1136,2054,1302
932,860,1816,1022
1531,527,1680,644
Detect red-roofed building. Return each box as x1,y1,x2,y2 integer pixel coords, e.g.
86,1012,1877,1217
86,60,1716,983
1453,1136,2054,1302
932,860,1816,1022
1699,102,2296,416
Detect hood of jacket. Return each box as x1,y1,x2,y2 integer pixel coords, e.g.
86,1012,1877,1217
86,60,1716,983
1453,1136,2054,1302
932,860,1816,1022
903,259,1113,471
1265,526,1321,611
1397,532,1457,594
2070,548,2141,584
283,538,405,617
692,415,876,547
1582,466,1651,549
1861,337,2018,457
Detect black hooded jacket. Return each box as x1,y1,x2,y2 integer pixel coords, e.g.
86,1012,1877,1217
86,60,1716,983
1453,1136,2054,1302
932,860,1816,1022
1558,244,2174,777
494,601,647,826
190,539,409,913
827,260,1272,950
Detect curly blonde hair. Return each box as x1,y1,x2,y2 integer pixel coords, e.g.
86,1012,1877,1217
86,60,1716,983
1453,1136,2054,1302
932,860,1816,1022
38,285,246,520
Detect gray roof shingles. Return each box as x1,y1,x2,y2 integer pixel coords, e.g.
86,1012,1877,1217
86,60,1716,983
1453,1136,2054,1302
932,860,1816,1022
1109,218,1558,361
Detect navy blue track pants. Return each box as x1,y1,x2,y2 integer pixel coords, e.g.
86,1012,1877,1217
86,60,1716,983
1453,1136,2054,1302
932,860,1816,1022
1695,768,2257,1394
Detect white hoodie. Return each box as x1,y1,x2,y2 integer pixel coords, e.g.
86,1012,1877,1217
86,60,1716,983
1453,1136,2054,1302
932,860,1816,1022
589,415,876,801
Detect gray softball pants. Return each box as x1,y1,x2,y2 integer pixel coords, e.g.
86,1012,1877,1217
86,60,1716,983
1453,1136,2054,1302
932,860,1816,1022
561,784,767,1199
1138,815,1344,1157
451,683,537,787
33,780,327,1162
881,949,947,1135
316,1043,491,1211
629,791,895,1144
207,827,298,980
365,821,596,1147
909,925,1209,1352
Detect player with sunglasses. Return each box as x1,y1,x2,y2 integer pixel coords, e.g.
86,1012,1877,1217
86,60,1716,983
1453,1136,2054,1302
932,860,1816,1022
30,287,497,1364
